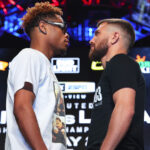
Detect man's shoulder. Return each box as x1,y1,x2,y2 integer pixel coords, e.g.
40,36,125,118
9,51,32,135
9,48,49,70
12,48,47,63
108,54,138,68
11,48,34,61
16,48,44,58
105,54,141,78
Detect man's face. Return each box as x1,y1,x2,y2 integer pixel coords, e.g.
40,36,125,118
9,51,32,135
46,15,69,56
89,23,109,61
56,119,63,129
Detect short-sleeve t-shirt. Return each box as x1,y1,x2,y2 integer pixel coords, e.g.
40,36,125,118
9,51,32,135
87,54,145,150
5,48,67,150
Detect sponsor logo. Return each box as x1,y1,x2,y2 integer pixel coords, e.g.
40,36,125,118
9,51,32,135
136,55,150,74
0,61,8,71
51,58,80,74
91,61,104,71
144,111,150,124
59,82,95,93
0,111,6,125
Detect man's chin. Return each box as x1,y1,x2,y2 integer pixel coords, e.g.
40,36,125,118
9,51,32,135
89,51,94,61
89,53,101,61
56,49,67,57
89,49,108,61
89,57,101,61
60,50,67,56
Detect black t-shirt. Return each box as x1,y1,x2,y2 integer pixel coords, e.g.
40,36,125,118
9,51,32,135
87,54,145,150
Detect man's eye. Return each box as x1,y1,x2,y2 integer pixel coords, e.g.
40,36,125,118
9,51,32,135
95,31,99,36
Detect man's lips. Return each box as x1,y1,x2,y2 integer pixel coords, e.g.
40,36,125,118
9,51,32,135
65,39,69,43
90,45,95,51
90,44,94,48
65,40,69,45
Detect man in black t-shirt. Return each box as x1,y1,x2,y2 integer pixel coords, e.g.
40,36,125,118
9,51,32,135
87,18,145,150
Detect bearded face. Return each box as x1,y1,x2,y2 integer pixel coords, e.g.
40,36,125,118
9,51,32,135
89,38,109,61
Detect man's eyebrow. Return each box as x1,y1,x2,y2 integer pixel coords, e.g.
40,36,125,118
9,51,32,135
95,30,99,35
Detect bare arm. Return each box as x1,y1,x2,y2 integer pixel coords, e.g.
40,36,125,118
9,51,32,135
14,89,47,150
100,88,136,150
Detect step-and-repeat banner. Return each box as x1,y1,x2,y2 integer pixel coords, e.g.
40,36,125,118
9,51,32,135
0,47,150,149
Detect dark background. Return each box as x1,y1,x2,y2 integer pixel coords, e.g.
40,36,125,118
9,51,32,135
0,0,150,149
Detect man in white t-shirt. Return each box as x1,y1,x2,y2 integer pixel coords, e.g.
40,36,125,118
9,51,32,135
5,2,69,150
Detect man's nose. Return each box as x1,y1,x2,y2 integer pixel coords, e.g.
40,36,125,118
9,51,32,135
89,38,94,45
65,32,69,40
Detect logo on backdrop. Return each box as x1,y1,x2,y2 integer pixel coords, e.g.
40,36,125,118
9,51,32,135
59,82,95,93
91,61,104,71
0,61,8,71
51,58,80,74
0,111,6,134
135,55,150,74
59,81,95,148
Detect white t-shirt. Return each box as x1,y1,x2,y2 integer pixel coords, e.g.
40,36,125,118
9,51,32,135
5,48,66,150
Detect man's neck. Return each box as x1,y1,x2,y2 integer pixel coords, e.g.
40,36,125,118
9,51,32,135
101,49,127,69
30,43,53,60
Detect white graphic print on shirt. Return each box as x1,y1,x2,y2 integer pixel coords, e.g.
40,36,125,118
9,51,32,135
93,86,102,108
52,81,66,146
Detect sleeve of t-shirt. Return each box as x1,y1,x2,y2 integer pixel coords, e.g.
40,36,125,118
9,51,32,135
106,55,138,94
10,50,43,96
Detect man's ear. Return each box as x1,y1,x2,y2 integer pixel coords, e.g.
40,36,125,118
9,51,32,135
39,21,47,35
111,32,119,45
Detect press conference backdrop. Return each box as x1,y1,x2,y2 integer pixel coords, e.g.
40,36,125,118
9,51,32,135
128,47,150,150
0,46,150,150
